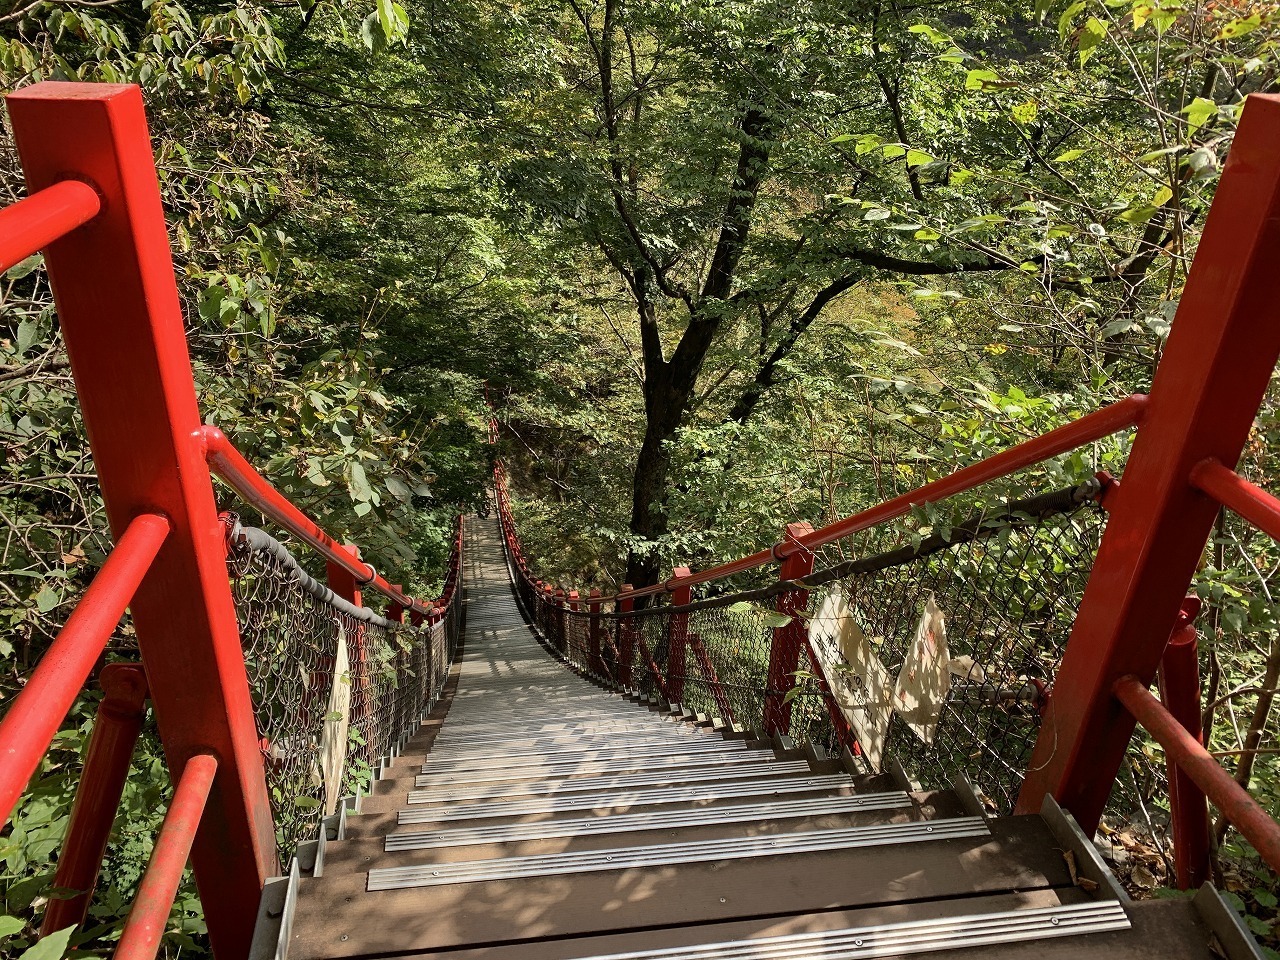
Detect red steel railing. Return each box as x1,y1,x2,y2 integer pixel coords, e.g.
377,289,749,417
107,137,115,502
493,90,1280,894
0,81,460,959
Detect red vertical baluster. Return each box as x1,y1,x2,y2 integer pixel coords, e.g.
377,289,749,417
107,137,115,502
765,523,815,737
554,588,568,653
666,568,692,704
1160,598,1210,889
588,589,604,677
618,587,636,686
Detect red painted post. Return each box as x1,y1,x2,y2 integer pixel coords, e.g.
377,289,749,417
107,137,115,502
588,589,604,677
666,568,693,703
765,523,815,737
568,589,581,664
6,82,277,955
554,588,568,652
115,752,219,960
1018,94,1280,831
42,665,148,936
618,586,636,686
1159,598,1210,889
386,583,406,624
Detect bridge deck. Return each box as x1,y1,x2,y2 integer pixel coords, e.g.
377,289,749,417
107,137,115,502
282,516,1230,960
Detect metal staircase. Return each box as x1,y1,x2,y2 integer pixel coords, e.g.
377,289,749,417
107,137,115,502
271,516,1258,960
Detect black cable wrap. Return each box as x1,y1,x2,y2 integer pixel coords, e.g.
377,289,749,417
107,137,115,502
225,517,402,629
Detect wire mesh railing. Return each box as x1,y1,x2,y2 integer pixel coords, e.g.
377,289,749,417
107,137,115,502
504,473,1109,815
225,519,461,861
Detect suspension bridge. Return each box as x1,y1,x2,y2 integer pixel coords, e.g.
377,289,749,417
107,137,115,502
2,81,1280,959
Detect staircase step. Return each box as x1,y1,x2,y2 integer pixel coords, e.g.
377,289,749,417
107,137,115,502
370,896,1223,960
559,900,1133,959
407,762,824,805
284,817,1077,959
389,791,912,849
422,739,757,771
366,816,990,890
397,771,861,823
417,750,802,786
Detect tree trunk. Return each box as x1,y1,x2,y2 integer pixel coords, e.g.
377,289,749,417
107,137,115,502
625,367,687,588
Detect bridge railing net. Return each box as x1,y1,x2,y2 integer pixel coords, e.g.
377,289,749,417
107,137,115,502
545,480,1106,814
227,523,460,861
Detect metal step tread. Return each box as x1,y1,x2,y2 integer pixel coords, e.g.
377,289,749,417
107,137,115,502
422,741,754,771
557,900,1132,960
367,816,990,889
386,791,914,851
406,761,815,804
397,772,859,824
418,750,790,786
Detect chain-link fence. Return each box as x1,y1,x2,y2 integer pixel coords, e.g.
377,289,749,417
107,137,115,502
226,522,460,862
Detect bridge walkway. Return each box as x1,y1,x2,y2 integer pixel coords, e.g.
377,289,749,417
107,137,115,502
282,515,1227,960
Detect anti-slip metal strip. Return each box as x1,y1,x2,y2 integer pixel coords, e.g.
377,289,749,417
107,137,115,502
424,741,752,772
407,761,814,804
419,751,781,786
565,901,1132,960
368,817,990,889
397,773,858,824
386,792,913,851
428,733,718,755
427,735,723,756
435,727,706,742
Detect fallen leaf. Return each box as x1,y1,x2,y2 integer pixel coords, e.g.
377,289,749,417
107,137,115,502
1131,864,1157,889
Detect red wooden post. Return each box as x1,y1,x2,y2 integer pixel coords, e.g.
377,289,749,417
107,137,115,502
666,568,693,703
588,589,604,676
1018,94,1280,831
568,589,581,664
6,82,276,955
618,586,636,686
42,664,148,936
386,583,406,624
554,588,568,652
766,523,815,737
1160,597,1210,889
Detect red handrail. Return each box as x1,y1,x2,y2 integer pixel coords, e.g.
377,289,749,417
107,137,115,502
1190,457,1280,543
498,393,1146,603
0,178,100,272
201,425,434,616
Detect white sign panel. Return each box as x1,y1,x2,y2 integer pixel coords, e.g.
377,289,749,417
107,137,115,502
320,623,353,816
808,590,895,771
892,594,951,745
